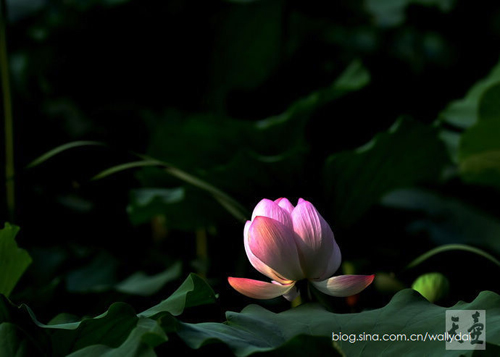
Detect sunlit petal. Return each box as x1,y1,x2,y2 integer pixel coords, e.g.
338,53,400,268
228,277,296,299
274,197,295,215
277,282,299,301
291,199,335,278
248,216,305,281
315,241,342,281
251,198,292,228
244,220,292,284
311,275,375,297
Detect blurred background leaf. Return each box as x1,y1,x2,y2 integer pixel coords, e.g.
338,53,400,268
0,223,32,297
366,0,456,27
459,82,500,190
323,117,449,227
382,188,500,253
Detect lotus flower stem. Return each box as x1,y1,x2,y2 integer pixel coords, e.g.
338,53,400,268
196,227,208,278
296,280,312,304
151,215,168,243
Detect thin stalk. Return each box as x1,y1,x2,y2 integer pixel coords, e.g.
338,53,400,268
195,227,208,278
291,294,302,308
0,0,14,222
151,214,168,243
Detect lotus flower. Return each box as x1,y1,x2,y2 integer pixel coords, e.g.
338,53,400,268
228,198,374,300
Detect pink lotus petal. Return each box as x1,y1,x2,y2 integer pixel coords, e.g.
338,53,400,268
311,274,375,297
274,197,295,215
244,221,292,284
291,200,335,279
248,216,305,281
251,199,292,228
228,277,296,299
277,283,299,301
315,241,342,281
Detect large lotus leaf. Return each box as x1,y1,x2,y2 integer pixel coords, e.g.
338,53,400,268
138,273,217,319
0,322,42,357
47,303,138,356
323,117,449,227
3,304,151,357
0,295,52,356
23,273,215,330
0,273,216,356
66,318,166,357
173,289,500,356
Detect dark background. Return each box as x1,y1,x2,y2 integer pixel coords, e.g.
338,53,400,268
2,0,500,321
